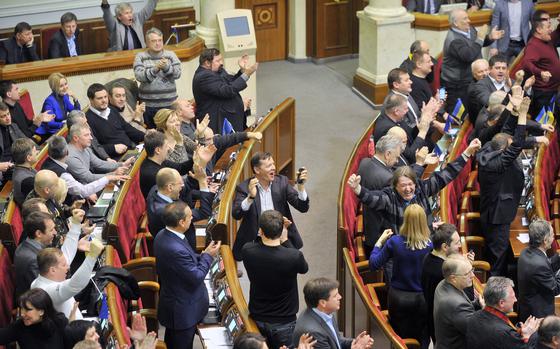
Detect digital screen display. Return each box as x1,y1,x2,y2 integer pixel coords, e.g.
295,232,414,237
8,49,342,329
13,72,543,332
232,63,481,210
228,319,236,332
224,16,250,37
211,262,219,273
218,289,226,302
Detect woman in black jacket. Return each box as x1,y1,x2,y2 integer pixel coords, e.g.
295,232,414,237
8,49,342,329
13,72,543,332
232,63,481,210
0,288,68,349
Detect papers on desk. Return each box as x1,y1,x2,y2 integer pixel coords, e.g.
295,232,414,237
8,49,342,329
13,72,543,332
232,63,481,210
199,326,232,347
136,144,145,152
92,226,103,240
517,233,530,244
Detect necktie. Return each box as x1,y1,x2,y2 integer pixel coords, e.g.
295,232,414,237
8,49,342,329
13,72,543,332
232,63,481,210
124,26,134,50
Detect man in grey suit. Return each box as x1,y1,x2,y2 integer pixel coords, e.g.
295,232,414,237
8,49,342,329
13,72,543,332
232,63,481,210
293,278,374,349
101,0,159,51
14,210,84,299
518,219,560,322
433,255,481,349
489,0,534,61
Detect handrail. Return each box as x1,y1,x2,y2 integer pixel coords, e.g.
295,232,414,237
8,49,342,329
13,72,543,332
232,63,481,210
220,245,259,333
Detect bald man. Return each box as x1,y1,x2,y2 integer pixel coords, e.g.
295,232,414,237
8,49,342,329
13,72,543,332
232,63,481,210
387,126,425,167
466,59,491,124
174,98,197,140
433,255,481,349
146,167,213,249
25,169,82,238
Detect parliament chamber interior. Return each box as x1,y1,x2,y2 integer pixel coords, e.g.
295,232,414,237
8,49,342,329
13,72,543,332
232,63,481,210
1,0,560,349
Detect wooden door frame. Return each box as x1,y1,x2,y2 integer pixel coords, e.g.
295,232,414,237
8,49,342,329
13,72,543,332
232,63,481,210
236,0,289,61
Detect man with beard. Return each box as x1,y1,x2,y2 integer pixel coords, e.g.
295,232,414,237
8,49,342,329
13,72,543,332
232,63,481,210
193,48,257,133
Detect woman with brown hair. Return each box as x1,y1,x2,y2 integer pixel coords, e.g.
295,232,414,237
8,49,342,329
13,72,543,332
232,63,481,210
369,203,432,348
153,108,197,164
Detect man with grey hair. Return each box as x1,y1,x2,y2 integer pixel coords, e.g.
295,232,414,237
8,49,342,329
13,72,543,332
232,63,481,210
518,219,560,322
66,123,132,184
67,110,112,162
536,316,560,349
42,135,128,203
101,0,158,51
433,255,480,349
466,276,540,348
441,8,504,116
133,27,181,128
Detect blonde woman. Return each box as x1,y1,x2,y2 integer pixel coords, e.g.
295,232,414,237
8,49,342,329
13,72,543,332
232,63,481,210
53,178,68,206
40,72,80,137
153,108,197,164
369,203,432,348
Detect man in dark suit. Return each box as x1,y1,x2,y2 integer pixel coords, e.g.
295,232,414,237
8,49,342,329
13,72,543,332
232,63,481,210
292,278,374,349
48,12,81,59
192,48,257,133
518,219,560,322
0,102,27,179
232,152,310,261
422,224,464,344
433,255,480,349
0,22,39,64
85,83,144,159
489,0,534,61
146,167,213,249
358,135,403,253
477,96,532,277
441,9,503,115
406,0,443,14
467,54,510,121
154,201,220,349
466,276,540,348
535,316,560,349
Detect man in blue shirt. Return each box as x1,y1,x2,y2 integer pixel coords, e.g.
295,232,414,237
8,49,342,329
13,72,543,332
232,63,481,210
48,12,81,59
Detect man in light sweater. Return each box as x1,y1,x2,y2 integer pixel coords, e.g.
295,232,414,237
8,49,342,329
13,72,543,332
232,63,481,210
133,27,181,128
31,238,104,319
66,123,133,184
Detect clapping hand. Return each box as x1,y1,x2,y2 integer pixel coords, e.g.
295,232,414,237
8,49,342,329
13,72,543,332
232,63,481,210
464,138,481,157
347,174,361,195
351,331,374,349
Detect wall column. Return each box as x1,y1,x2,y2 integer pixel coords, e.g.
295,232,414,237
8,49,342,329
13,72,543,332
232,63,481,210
288,0,307,62
194,0,235,48
353,0,414,105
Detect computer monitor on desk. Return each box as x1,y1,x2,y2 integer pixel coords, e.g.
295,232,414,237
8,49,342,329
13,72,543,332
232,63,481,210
439,2,468,14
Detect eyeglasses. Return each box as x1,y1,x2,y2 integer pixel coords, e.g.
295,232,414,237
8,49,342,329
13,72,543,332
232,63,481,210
453,268,474,277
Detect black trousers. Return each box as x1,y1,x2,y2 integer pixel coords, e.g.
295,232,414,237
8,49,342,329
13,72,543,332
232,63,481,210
164,326,197,349
388,287,429,349
483,223,511,277
255,320,296,349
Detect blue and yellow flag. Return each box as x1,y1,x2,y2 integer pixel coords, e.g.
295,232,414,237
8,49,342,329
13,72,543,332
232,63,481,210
535,106,546,124
546,107,555,125
444,115,453,133
452,98,465,120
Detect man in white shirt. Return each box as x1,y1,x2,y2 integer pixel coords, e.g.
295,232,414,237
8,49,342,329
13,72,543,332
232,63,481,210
31,237,104,319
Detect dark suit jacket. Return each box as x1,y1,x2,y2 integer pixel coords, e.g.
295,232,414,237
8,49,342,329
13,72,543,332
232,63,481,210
139,158,193,199
231,175,310,261
0,37,39,64
146,186,213,248
467,76,498,122
477,124,525,225
491,0,534,52
373,112,415,145
357,156,393,246
85,108,144,158
14,239,41,298
466,308,528,349
406,0,442,13
292,308,353,349
192,66,247,133
47,29,82,59
517,247,560,321
154,228,213,330
433,280,476,349
0,123,27,161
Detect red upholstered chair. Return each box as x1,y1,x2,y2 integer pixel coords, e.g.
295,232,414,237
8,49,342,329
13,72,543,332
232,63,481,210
0,243,15,346
40,27,59,60
18,89,35,121
116,174,149,261
11,205,23,246
430,53,443,94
